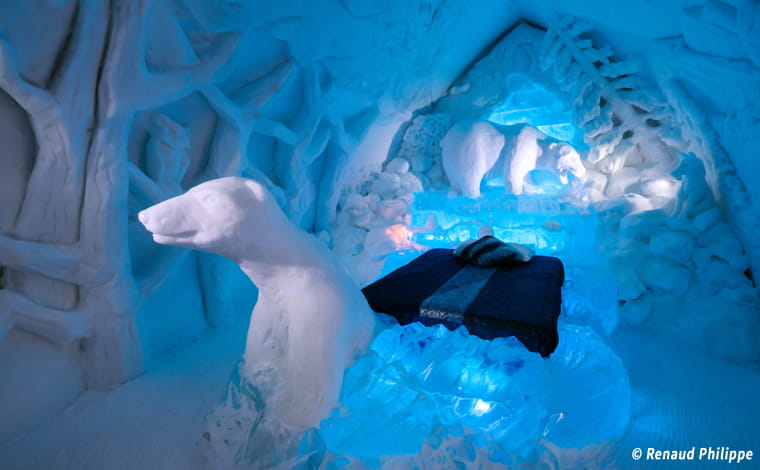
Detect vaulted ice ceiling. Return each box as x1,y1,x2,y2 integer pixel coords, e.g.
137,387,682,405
2,0,758,244
0,0,759,443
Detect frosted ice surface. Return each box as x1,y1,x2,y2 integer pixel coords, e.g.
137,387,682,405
486,74,579,146
315,269,629,466
541,325,630,449
319,319,539,458
562,266,619,335
405,191,598,263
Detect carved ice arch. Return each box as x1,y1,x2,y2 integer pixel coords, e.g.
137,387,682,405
332,18,760,362
433,21,685,195
417,18,759,272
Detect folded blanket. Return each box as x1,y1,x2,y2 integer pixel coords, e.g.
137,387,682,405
454,235,534,267
362,248,564,357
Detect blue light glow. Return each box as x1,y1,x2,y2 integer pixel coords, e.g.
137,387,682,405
486,74,582,145
394,191,597,266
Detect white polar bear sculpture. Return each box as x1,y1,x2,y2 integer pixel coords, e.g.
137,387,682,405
670,152,713,220
138,177,377,430
441,122,586,198
440,119,505,198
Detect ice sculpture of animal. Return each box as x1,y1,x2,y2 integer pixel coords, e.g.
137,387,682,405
671,153,712,220
493,126,586,195
440,119,505,198
138,177,377,430
506,126,545,195
548,141,585,184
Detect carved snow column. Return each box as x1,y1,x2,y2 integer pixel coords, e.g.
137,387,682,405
1,0,241,387
0,0,107,349
78,0,240,386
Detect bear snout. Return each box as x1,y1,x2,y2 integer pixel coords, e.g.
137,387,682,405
137,210,151,227
138,198,190,236
137,207,167,234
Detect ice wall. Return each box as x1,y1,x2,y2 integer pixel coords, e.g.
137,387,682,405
526,0,760,273
1,0,759,446
330,19,760,364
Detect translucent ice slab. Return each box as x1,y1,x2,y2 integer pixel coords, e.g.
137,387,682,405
316,317,630,467
408,191,597,260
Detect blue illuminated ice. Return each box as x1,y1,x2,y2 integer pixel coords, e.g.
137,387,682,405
314,182,630,467
405,191,598,262
316,303,630,467
319,319,545,460
309,167,629,466
486,74,580,146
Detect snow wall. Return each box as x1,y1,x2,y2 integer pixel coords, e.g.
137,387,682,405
0,0,759,444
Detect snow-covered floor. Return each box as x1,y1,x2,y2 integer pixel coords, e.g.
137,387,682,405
1,316,758,469
610,326,760,470
0,316,250,470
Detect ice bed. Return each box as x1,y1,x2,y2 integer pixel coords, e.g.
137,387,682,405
362,247,565,357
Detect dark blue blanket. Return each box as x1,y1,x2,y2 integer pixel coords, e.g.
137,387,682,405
362,249,564,357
